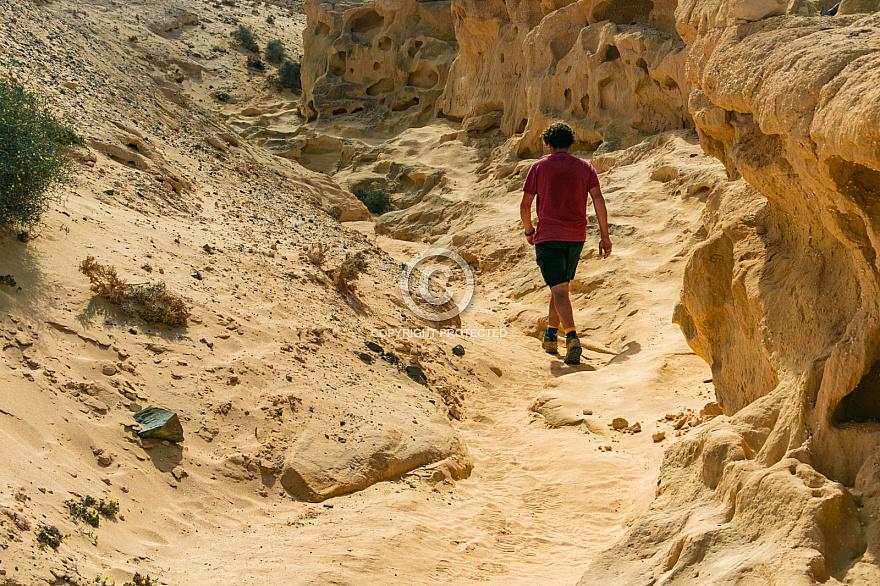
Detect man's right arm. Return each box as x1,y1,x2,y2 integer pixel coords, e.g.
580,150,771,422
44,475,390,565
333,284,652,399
590,186,612,258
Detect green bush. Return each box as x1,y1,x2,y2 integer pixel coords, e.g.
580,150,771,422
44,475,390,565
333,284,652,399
231,25,259,53
353,187,392,215
0,79,80,232
268,61,301,92
36,525,65,550
265,40,286,64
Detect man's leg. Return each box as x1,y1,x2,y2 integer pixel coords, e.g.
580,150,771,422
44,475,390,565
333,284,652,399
550,282,575,331
548,295,560,328
551,282,581,364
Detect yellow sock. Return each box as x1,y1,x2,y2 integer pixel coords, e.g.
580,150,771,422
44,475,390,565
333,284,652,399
564,327,576,338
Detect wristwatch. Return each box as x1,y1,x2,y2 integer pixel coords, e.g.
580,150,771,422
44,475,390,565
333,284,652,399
524,229,535,236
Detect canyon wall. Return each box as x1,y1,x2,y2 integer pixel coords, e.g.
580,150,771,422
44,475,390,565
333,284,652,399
300,0,880,582
302,0,458,127
302,0,692,152
583,4,880,585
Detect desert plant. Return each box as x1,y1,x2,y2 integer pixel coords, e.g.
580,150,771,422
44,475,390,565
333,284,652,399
231,25,259,53
302,242,325,266
124,574,157,586
352,187,392,215
334,251,367,293
266,14,275,25
268,60,301,92
65,495,119,528
265,40,286,64
0,79,81,233
79,257,191,327
246,55,266,70
36,525,66,549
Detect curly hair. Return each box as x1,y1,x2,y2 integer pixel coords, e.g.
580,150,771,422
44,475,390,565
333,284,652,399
541,122,575,149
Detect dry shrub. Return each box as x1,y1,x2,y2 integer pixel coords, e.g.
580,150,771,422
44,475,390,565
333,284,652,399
334,251,367,293
79,256,191,327
302,242,325,267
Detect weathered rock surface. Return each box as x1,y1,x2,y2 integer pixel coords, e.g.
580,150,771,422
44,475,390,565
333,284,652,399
302,0,458,125
583,7,880,586
280,424,471,502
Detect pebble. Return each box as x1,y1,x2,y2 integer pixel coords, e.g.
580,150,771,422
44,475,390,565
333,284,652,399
102,363,117,376
652,431,666,442
612,417,628,430
451,344,465,357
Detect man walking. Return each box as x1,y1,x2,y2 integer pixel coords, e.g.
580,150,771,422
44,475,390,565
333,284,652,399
520,123,612,365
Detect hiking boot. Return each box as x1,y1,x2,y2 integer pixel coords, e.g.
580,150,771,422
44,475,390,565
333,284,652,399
564,335,582,365
542,335,558,354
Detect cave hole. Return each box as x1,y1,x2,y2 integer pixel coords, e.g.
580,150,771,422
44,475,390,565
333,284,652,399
329,51,346,76
636,57,649,73
564,88,572,110
349,10,384,38
314,22,330,36
407,40,424,58
377,36,392,51
366,78,395,96
834,359,880,425
601,45,620,63
332,107,348,115
374,62,381,70
391,96,420,112
126,142,140,152
516,118,528,134
581,94,590,113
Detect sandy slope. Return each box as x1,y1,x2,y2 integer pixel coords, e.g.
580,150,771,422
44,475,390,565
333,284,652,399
0,1,728,585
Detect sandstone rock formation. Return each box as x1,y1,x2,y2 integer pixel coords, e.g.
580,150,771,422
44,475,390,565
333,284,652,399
437,0,692,156
583,7,880,585
301,0,458,126
302,0,692,154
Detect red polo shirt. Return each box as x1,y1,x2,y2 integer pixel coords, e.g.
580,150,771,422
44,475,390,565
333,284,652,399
523,152,600,244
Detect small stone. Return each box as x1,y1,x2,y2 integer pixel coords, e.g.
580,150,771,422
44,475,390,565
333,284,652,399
97,453,113,466
405,365,427,385
700,401,724,418
627,422,642,433
171,466,187,481
672,417,687,430
582,409,593,415
133,407,185,442
102,363,117,376
15,332,33,346
451,344,465,357
191,270,203,280
652,431,666,442
365,341,383,354
612,417,628,430
357,352,374,365
489,366,502,377
62,81,77,90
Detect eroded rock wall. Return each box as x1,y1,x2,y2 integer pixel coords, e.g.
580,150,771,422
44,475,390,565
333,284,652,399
438,0,692,155
583,7,880,585
301,0,692,151
301,0,458,125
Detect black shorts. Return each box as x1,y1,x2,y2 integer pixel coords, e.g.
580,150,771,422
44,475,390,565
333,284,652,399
535,241,584,288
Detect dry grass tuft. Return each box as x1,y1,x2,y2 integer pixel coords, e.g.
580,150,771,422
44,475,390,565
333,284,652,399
334,251,367,293
302,242,325,267
79,256,191,327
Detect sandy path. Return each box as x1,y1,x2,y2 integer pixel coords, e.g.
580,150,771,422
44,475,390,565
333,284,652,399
145,229,706,586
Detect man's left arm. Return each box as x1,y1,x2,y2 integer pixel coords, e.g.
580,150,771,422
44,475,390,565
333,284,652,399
590,186,612,258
